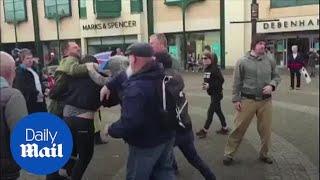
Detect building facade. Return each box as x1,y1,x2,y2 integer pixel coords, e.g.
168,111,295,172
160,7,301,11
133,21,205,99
79,0,148,56
256,0,319,67
0,0,319,68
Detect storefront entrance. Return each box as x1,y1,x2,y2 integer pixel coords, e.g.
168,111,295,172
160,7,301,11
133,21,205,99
287,38,309,61
263,31,319,67
86,35,137,55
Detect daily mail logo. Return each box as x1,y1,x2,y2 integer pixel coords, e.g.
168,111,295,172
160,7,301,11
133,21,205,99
10,113,72,175
20,129,63,158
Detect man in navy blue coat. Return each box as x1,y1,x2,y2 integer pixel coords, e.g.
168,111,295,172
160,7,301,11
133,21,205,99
107,43,175,180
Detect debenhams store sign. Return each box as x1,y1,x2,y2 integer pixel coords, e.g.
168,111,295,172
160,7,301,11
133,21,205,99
257,16,319,33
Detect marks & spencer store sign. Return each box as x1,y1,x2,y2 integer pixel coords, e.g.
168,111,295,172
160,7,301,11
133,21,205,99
257,16,319,33
82,20,137,31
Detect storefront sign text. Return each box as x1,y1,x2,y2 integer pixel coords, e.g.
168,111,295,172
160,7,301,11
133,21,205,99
263,19,319,30
257,16,319,33
82,20,137,31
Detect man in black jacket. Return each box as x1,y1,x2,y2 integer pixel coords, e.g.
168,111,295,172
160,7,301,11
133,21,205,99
150,33,216,180
155,51,216,180
13,49,47,113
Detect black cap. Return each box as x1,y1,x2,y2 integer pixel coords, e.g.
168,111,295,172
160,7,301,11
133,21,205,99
125,43,154,57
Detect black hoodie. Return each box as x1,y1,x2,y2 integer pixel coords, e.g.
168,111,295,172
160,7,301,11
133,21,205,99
203,63,224,101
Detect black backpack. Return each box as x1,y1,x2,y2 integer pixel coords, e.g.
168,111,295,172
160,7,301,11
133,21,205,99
157,74,191,131
0,90,21,179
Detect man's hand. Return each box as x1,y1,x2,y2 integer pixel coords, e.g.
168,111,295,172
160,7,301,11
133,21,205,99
100,85,110,102
93,63,99,70
86,63,99,71
262,85,273,95
202,83,209,90
233,101,242,111
44,88,50,97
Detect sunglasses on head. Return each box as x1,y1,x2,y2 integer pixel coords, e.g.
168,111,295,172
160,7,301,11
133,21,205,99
202,57,209,60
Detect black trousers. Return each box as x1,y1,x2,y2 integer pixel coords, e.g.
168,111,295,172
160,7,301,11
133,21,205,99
64,116,95,180
27,101,47,114
290,70,301,88
173,131,216,180
204,96,226,130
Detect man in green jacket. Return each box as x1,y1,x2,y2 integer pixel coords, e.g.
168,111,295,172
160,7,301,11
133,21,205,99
223,36,281,166
48,41,94,118
47,42,100,180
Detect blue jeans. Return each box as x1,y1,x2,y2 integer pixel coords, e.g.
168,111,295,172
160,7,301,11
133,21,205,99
174,131,216,180
126,138,175,180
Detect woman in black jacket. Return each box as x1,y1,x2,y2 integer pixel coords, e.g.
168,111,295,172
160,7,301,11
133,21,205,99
13,49,47,113
196,52,229,138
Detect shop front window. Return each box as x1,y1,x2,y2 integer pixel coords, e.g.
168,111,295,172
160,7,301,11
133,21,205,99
167,31,220,69
273,39,287,66
79,0,87,19
271,0,319,8
94,0,121,19
131,0,143,13
87,35,137,55
3,0,27,23
44,0,71,19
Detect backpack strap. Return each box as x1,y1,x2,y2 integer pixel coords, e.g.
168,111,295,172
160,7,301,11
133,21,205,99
175,91,188,128
162,75,173,110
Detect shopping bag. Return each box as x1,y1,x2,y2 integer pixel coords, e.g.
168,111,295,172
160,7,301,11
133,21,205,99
300,67,311,84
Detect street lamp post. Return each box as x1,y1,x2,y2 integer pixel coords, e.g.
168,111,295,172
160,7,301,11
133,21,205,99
220,0,225,69
251,0,258,41
181,0,187,70
55,0,61,59
13,0,18,48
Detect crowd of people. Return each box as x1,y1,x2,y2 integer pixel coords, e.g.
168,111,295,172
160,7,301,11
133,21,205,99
1,33,319,180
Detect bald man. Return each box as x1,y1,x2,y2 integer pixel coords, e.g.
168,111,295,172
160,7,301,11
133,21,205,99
0,51,28,180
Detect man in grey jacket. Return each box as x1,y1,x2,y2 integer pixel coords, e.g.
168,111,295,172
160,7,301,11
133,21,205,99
223,37,281,166
0,51,28,180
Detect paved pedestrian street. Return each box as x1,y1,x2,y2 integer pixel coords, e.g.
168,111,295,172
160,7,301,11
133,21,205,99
21,71,319,180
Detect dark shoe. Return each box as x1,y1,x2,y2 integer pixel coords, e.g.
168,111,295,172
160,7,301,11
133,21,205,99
196,129,207,138
94,131,108,145
259,156,273,164
223,157,233,166
216,127,230,135
174,169,179,175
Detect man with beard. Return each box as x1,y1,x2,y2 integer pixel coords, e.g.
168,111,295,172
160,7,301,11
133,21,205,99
105,43,175,180
101,34,216,180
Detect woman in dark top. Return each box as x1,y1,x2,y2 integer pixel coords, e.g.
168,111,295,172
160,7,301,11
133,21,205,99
13,48,47,113
196,52,229,138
